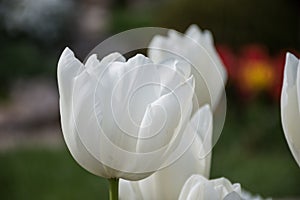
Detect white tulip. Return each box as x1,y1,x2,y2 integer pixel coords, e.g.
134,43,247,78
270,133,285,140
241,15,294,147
148,24,227,110
119,25,225,199
281,52,300,167
178,175,242,200
57,47,197,180
120,104,213,200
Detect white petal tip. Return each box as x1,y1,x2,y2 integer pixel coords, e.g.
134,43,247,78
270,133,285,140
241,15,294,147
285,52,299,68
61,47,75,58
286,52,298,61
101,52,126,64
135,53,149,60
58,47,79,70
149,35,165,45
187,24,201,33
128,53,152,65
85,54,99,65
107,52,124,60
284,52,299,87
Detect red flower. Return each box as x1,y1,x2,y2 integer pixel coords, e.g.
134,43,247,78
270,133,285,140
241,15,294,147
216,45,237,84
236,45,275,100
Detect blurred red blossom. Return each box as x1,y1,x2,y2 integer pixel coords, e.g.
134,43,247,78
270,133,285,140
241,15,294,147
217,44,299,102
216,45,237,84
237,45,275,100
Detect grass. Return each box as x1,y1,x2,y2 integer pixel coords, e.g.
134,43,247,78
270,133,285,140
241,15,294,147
0,148,109,200
211,144,300,198
0,101,299,199
211,99,300,198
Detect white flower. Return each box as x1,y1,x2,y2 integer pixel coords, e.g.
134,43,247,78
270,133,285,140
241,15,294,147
241,190,272,200
120,104,213,199
281,52,300,167
148,24,227,110
178,175,242,200
57,47,197,180
119,25,224,199
179,175,271,200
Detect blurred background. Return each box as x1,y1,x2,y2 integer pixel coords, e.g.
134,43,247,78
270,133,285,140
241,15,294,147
0,0,299,199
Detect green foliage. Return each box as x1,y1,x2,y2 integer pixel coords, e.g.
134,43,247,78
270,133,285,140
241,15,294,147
0,148,108,200
211,100,300,197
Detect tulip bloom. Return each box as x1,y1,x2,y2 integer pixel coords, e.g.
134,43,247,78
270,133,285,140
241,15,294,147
119,25,226,200
281,52,300,166
178,175,242,200
57,47,198,181
148,24,227,110
180,175,271,200
120,104,213,200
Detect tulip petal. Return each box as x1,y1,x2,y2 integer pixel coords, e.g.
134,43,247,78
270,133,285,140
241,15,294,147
58,48,112,177
83,52,126,77
70,55,134,178
223,192,243,200
281,52,300,166
85,54,100,75
157,59,191,96
179,175,243,200
119,105,213,200
135,105,212,200
100,54,161,150
58,47,84,102
185,25,214,50
137,76,194,152
178,175,218,200
212,178,241,196
119,179,144,200
148,25,226,111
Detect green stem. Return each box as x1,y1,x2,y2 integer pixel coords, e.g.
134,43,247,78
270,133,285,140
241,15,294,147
108,178,119,200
